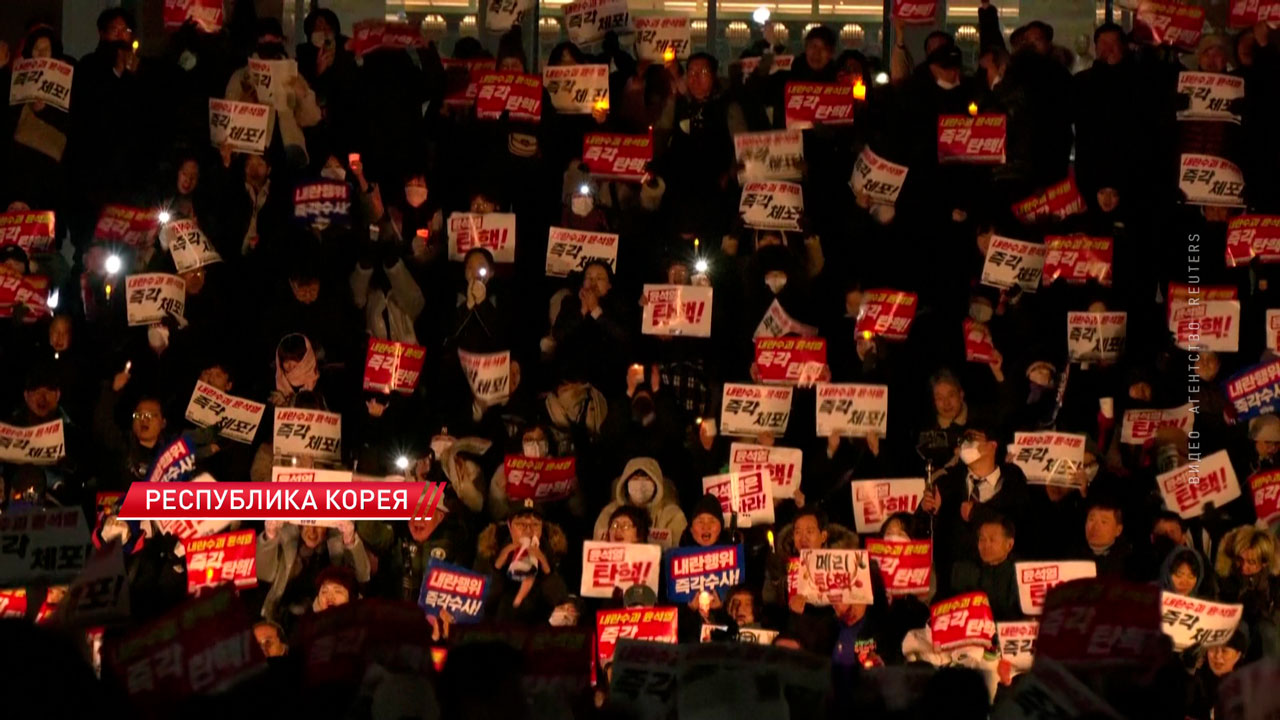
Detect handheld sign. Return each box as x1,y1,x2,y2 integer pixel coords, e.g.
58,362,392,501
856,289,917,340
850,478,925,534
1228,0,1280,27
208,98,270,154
850,147,907,206
447,212,517,263
545,227,619,278
458,349,511,405
95,205,160,249
0,419,65,465
754,337,826,386
1171,298,1240,353
485,0,532,32
543,64,609,115
0,210,55,254
816,383,888,438
893,0,938,23
9,57,73,112
1180,154,1245,207
1067,312,1127,363
1269,310,1280,354
565,0,633,46
1160,592,1244,650
162,219,222,273
184,381,266,444
1157,449,1240,519
504,455,577,502
163,0,225,31
0,273,48,321
981,236,1046,292
0,507,92,588
1009,432,1086,485
596,607,677,667
1177,71,1244,123
245,58,297,107
293,180,351,229
720,383,793,437
739,55,794,80
1015,561,1097,616
1226,358,1280,422
964,318,996,363
474,72,543,123
754,299,818,338
419,559,488,623
641,284,712,337
362,339,426,395
62,543,130,626
865,538,932,596
634,17,691,61
582,133,652,182
930,592,997,651
185,529,257,595
1043,235,1113,286
581,541,662,599
997,621,1039,674
937,114,1006,164
702,471,775,526
1226,215,1280,267
348,20,425,56
146,437,198,484
794,549,873,605
739,181,803,230
783,82,854,130
1011,176,1086,223
1250,468,1280,526
1120,404,1195,445
734,129,804,182
729,443,801,499
125,273,186,326
273,408,342,462
1135,1,1205,51
442,58,495,108
665,544,744,603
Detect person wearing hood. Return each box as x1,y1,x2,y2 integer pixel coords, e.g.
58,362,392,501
1160,546,1213,599
295,8,357,137
268,333,322,407
475,500,570,624
544,377,609,451
436,436,491,515
224,18,322,168
255,519,370,625
593,457,688,548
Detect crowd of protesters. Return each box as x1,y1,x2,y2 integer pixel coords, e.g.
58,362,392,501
2,1,1280,718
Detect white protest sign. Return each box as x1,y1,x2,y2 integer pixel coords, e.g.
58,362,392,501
850,147,908,206
162,219,222,273
564,0,633,46
1177,71,1244,123
702,471,775,526
739,55,794,80
545,227,618,278
0,508,91,588
447,212,517,263
1180,154,1246,207
734,129,804,183
641,284,713,337
729,442,802,499
1015,561,1097,615
272,408,342,462
1009,432,1086,485
795,549,873,605
1067,311,1127,363
850,478,925,534
1172,298,1240,352
580,541,661,598
815,383,888,437
981,236,1046,292
8,57,73,112
485,0,532,31
634,16,691,61
245,58,297,107
61,543,129,626
997,620,1039,674
1158,449,1241,519
270,467,354,483
184,381,266,444
543,64,609,115
739,181,803,230
0,420,64,465
125,273,186,326
1268,310,1280,354
1161,592,1244,650
1120,404,1195,445
208,98,270,154
458,349,511,405
719,384,793,437
753,299,818,339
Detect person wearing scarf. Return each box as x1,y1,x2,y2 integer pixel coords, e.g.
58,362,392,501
271,333,320,407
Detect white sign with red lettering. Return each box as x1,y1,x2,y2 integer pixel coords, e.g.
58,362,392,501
564,0,633,46
0,419,65,465
9,57,73,112
543,64,609,115
633,16,691,61
1177,71,1244,123
738,55,794,80
641,284,713,337
184,381,266,444
998,620,1039,673
1268,309,1280,354
703,471,774,526
1067,312,1127,363
1015,561,1097,616
485,0,532,32
162,219,222,273
125,273,186,327
1158,449,1241,519
1161,592,1244,650
208,99,270,154
273,408,342,462
1008,432,1086,485
1180,154,1246,207
850,147,908,206
739,181,803,230
458,349,511,405
815,383,888,438
720,384,793,437
850,478,925,534
1171,298,1240,353
981,236,1046,292
447,212,517,263
245,58,297,107
794,549,873,605
734,129,804,183
729,443,802,499
1120,404,1195,445
580,541,661,599
545,227,618,278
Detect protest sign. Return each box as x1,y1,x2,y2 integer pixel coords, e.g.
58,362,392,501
0,272,48,321
0,588,53,621
850,478,925,534
937,114,1006,164
208,98,269,154
930,592,997,651
815,383,888,437
474,72,542,122
1009,432,1086,485
893,0,938,23
1251,469,1280,526
273,408,342,462
1157,449,1241,519
666,544,744,603
1226,215,1280,266
856,289,917,340
1227,358,1280,422
1011,176,1086,223
754,298,818,338
634,17,691,61
754,337,826,386
0,507,91,588
981,236,1046,292
581,541,662,599
458,349,511,404
738,55,794,79
1171,298,1239,352
1136,1,1205,51
270,467,354,483
348,20,425,57
442,58,495,107
545,227,619,278
703,472,775,526
1067,311,1126,363
0,210,55,254
125,273,185,326
1037,578,1164,666
698,625,780,644
1043,235,1113,285
1181,154,1246,207
596,607,678,667
720,384,792,437
362,339,426,395
485,0,532,31
162,219,222,273
1269,310,1280,354
739,181,803,230
0,419,64,465
997,620,1039,674
795,549,873,605
503,455,577,502
9,57,73,112
185,530,257,595
60,542,129,626
964,318,996,363
734,129,804,182
1120,403,1195,444
641,284,713,337
418,559,488,623
543,64,609,115
153,518,233,541
447,212,516,263
245,58,296,107
1177,72,1244,123
292,180,350,228
1014,561,1097,616
729,442,801,499
184,381,265,444
582,132,652,181
850,147,908,206
1228,0,1280,26
94,204,160,249
783,82,854,129
865,538,932,596
145,437,198,484
163,0,224,31
1161,592,1244,650
565,0,633,46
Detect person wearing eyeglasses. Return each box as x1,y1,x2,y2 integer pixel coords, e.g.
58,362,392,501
475,500,570,624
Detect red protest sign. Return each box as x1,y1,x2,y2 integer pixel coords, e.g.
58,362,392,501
1229,0,1280,27
754,337,827,385
0,588,54,622
595,607,678,667
349,20,425,57
1226,215,1280,267
783,82,854,130
865,538,932,596
892,0,938,23
855,289,917,341
583,133,652,182
1135,1,1205,51
1012,176,1086,224
1043,235,1113,286
963,318,995,363
1251,469,1280,526
1036,578,1163,667
929,592,996,651
94,204,160,249
475,72,542,123
185,529,257,595
362,338,426,395
937,114,1006,164
0,210,55,254
0,271,49,321
292,599,435,686
442,58,496,107
163,0,224,32
504,455,577,502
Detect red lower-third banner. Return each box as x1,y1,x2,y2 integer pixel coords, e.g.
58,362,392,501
118,482,446,522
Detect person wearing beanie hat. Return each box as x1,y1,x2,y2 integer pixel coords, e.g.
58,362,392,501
313,565,358,612
1196,34,1233,73
474,498,570,623
681,493,730,547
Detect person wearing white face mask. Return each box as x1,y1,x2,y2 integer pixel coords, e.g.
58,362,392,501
487,425,587,522
593,457,688,547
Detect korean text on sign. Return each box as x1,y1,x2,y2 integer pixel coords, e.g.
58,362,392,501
1226,358,1280,422
937,114,1006,164
754,337,826,386
795,549,873,605
293,180,351,228
0,507,92,588
458,349,511,405
666,544,743,603
997,620,1039,674
582,133,652,182
245,58,297,107
442,58,495,107
1160,592,1244,650
850,478,925,534
850,147,908,206
1250,468,1280,525
419,559,488,623
893,0,938,23
580,541,662,599
1180,153,1245,207
362,338,426,395
1014,561,1097,616
1171,298,1239,353
641,284,713,338
0,419,65,466
703,472,775,526
447,212,517,263
1120,403,1194,445
754,298,818,338
783,82,854,130
95,205,160,248
1011,176,1086,223
485,0,531,32
348,20,425,57
208,98,270,154
633,17,691,61
1157,449,1240,519
734,129,804,183
816,383,888,438
739,181,804,231
964,318,996,363
545,227,619,278
0,273,48,322
1009,432,1086,485
856,289,917,340
273,408,342,462
474,72,542,123
543,64,609,115
739,55,794,80
1226,215,1280,267
9,57,73,112
185,530,257,595
125,273,186,327
564,0,633,46
981,236,1046,292
865,538,932,596
930,592,997,651
720,383,793,437
0,210,55,254
1136,1,1205,51
1043,235,1113,286
162,219,222,273
729,442,802,499
184,381,266,444
146,437,197,484
504,455,577,502
1229,0,1280,27
164,0,224,31
1177,71,1244,123
595,607,678,667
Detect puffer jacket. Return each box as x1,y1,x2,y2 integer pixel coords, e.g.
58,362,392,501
350,258,425,345
592,457,688,547
761,519,859,607
438,436,491,513
474,519,570,624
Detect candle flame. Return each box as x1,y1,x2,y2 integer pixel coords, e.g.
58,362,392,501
968,102,979,116
853,79,866,101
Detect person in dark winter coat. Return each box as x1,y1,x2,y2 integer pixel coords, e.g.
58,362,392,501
949,515,1022,620
474,500,570,625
